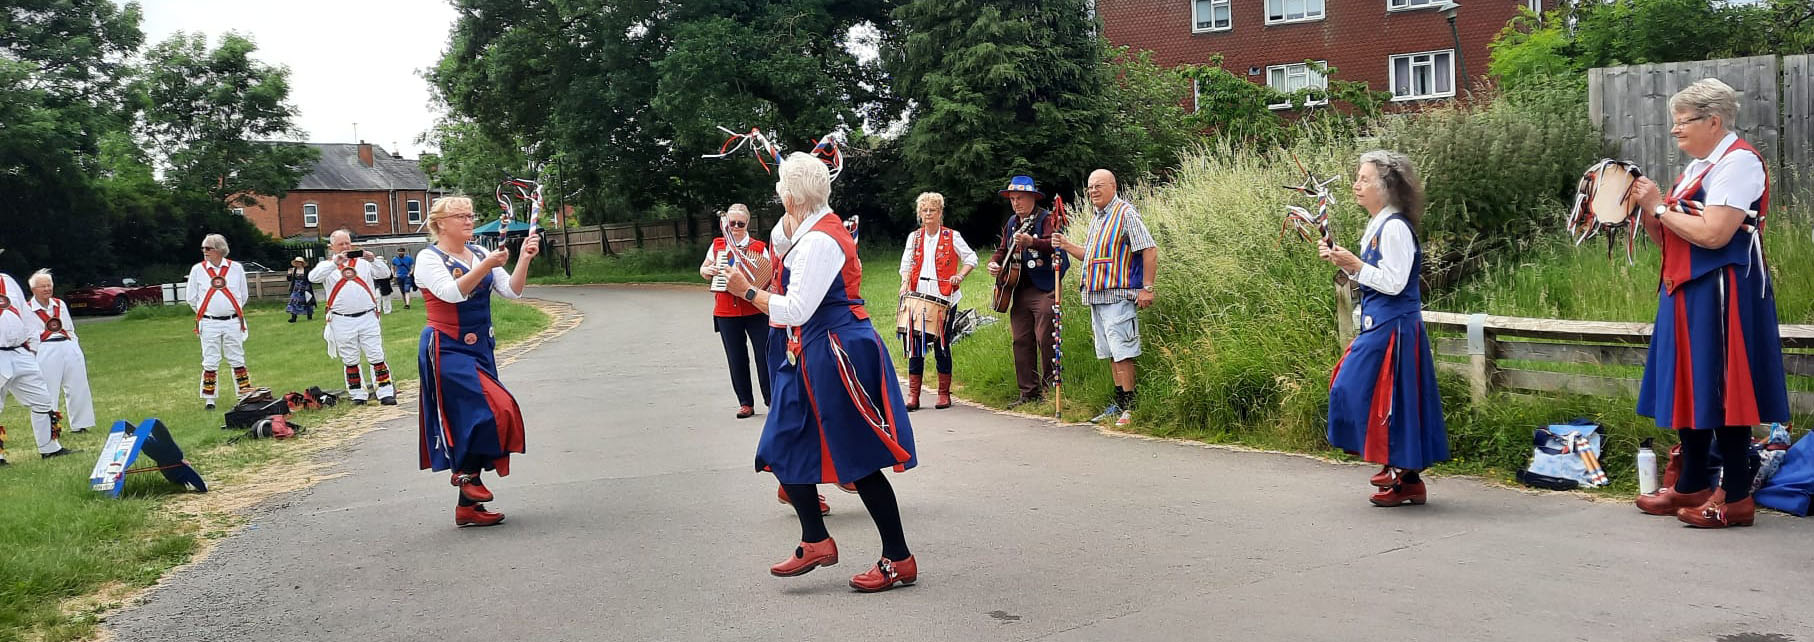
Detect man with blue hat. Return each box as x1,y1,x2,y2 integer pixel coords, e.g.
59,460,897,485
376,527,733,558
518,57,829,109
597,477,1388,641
987,175,1069,405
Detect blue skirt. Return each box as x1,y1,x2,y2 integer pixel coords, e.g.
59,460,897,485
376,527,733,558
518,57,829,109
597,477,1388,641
1327,313,1449,470
1637,265,1789,429
756,319,917,484
418,327,525,474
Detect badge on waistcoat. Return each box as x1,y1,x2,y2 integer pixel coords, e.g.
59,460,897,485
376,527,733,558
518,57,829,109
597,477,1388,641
0,295,9,311
46,318,62,333
1363,315,1374,331
210,276,226,289
451,267,466,278
341,267,358,280
463,333,478,345
1368,237,1379,251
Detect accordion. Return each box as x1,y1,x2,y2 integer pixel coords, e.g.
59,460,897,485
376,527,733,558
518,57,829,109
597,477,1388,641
709,248,731,292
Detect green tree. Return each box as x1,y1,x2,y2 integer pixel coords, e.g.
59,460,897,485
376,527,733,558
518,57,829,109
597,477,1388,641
418,115,530,221
1489,0,1814,90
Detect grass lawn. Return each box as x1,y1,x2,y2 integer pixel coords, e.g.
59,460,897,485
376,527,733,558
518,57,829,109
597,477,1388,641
0,299,549,642
530,244,709,285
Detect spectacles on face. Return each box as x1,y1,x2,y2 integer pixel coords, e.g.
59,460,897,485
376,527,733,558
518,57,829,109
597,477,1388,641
445,213,476,221
728,220,748,229
1671,115,1709,129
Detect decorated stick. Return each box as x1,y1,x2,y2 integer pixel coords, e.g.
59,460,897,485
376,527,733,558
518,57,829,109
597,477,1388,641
507,177,546,237
1051,195,1068,419
495,183,516,230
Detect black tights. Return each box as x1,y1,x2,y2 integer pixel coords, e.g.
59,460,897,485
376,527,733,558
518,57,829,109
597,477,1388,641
1674,426,1753,501
906,332,952,375
782,471,910,561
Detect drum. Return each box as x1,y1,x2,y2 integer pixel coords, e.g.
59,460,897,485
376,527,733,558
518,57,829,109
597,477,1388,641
896,292,951,340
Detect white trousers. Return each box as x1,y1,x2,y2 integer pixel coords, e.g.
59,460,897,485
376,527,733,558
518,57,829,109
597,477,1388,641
326,312,392,400
35,340,95,430
0,348,63,456
198,317,247,400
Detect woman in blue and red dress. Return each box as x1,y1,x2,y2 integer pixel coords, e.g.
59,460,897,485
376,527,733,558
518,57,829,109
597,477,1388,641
1628,78,1789,529
724,152,920,593
415,196,539,527
1319,150,1449,507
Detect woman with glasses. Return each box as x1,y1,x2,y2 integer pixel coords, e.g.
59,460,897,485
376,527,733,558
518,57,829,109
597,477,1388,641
700,203,772,419
415,196,540,527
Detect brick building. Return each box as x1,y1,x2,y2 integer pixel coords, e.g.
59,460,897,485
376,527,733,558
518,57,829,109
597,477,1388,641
1097,0,1552,110
236,142,447,240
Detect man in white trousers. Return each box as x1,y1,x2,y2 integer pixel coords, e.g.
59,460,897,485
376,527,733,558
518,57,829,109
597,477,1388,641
26,270,95,434
311,229,395,406
0,269,74,463
186,234,252,410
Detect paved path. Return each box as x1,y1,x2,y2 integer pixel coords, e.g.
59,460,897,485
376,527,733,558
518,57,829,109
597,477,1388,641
108,285,1814,642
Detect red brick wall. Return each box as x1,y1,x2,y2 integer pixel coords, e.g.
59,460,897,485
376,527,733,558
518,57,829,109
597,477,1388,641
235,190,441,239
1099,0,1549,109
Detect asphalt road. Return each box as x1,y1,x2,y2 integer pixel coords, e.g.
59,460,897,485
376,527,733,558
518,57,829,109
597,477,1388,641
107,285,1814,642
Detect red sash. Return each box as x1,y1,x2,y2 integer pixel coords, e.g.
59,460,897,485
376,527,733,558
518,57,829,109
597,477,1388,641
0,277,20,321
194,260,246,332
34,300,69,341
325,260,377,313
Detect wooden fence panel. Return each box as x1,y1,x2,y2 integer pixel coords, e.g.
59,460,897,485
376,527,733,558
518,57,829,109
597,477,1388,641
1785,54,1813,207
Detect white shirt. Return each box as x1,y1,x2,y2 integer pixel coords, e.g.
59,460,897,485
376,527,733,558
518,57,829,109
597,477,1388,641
25,297,78,346
897,227,979,305
185,259,248,317
0,273,31,347
1671,132,1766,210
414,245,521,304
1350,208,1415,297
766,207,847,327
309,253,392,314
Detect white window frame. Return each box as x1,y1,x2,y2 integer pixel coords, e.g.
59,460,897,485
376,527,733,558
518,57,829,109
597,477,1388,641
407,199,423,224
231,207,245,217
1266,61,1330,110
1265,0,1324,25
1388,49,1456,101
302,203,319,228
1527,0,1543,13
364,202,379,225
1191,0,1232,33
1387,0,1438,11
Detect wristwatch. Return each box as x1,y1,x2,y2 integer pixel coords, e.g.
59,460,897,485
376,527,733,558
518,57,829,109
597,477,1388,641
743,287,759,302
1652,204,1668,220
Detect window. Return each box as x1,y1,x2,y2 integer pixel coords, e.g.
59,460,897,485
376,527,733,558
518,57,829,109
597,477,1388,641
231,207,245,217
1266,62,1329,109
1388,0,1437,9
407,200,423,224
303,204,319,228
1265,0,1323,24
364,202,379,225
1192,0,1231,32
1389,50,1455,100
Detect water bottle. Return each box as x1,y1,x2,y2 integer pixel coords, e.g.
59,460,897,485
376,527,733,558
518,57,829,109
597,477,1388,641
1637,438,1659,495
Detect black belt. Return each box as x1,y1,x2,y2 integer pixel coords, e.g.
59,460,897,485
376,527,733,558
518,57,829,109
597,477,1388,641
0,344,24,352
41,337,69,343
331,309,373,318
203,314,239,321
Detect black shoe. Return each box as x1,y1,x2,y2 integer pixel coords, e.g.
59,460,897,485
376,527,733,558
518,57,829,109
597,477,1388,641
379,396,398,406
70,427,89,434
205,401,216,410
41,447,77,459
352,398,368,406
0,459,9,466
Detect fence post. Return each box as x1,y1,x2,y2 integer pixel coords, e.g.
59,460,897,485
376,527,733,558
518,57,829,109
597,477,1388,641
1334,276,1356,346
1466,313,1496,405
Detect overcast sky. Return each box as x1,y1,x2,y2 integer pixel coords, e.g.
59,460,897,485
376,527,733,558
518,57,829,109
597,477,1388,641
139,0,458,159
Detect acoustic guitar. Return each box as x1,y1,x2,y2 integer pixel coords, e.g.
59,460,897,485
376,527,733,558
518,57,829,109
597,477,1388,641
989,213,1044,313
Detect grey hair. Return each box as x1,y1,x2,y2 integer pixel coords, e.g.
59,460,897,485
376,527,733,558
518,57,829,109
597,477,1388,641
775,152,831,211
28,268,52,289
331,228,355,243
1357,150,1426,228
915,191,945,213
1668,78,1739,129
724,203,751,219
202,233,231,256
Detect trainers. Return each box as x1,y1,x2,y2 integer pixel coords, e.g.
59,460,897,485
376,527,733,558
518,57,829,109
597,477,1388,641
1090,404,1122,423
41,447,78,460
1115,411,1132,427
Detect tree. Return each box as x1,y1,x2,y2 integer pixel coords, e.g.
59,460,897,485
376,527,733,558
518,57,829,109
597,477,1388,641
1489,0,1814,90
135,31,316,205
417,115,530,220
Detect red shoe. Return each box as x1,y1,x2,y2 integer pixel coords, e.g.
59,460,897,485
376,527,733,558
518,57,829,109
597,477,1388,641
935,374,953,409
1370,480,1427,507
454,504,505,527
906,375,922,411
737,405,755,419
770,538,839,577
1636,487,1714,516
1677,490,1756,528
837,482,859,494
452,473,493,503
776,485,830,515
850,555,918,592
1369,465,1395,488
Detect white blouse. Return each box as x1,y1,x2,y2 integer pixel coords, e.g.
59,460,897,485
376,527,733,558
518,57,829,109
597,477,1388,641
1349,208,1415,297
765,207,847,327
414,245,521,304
897,227,978,305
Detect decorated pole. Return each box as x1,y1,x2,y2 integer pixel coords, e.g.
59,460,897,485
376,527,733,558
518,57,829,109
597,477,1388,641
1051,195,1068,419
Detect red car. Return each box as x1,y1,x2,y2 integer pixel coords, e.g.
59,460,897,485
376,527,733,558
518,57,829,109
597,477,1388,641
65,278,164,315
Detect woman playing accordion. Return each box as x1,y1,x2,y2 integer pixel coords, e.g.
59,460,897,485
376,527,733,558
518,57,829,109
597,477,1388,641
1628,78,1789,529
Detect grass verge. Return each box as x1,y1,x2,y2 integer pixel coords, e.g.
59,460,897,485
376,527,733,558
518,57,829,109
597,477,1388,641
530,244,709,285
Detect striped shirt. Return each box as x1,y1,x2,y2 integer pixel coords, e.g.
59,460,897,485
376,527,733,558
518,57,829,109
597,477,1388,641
1081,197,1155,305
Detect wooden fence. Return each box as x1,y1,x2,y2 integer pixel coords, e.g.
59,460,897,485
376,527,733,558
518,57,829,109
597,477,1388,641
552,214,768,256
1588,54,1814,205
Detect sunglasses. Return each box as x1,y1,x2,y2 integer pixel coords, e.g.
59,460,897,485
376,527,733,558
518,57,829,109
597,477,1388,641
728,221,748,229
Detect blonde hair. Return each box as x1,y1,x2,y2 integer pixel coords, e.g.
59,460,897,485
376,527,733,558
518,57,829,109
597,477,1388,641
724,203,751,219
915,192,945,213
426,196,475,242
28,268,52,289
775,152,831,211
202,233,231,256
1668,78,1739,129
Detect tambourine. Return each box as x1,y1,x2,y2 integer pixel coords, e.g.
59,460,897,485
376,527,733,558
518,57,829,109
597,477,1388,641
1565,159,1646,262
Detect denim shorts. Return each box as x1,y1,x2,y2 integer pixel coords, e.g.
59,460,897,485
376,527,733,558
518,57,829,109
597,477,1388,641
1089,298,1141,361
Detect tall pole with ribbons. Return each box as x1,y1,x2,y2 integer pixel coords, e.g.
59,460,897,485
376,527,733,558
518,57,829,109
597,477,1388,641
1051,196,1069,419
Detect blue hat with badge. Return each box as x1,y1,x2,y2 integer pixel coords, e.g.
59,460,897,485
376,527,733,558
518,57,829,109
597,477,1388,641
998,175,1045,199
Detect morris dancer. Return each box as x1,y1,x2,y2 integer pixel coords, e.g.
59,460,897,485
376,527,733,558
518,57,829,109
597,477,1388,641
186,234,251,410
1627,78,1788,529
416,197,537,527
701,204,772,419
26,270,95,434
1318,151,1448,507
0,268,74,462
1052,169,1157,427
897,191,977,411
725,152,920,592
311,229,396,406
986,176,1067,405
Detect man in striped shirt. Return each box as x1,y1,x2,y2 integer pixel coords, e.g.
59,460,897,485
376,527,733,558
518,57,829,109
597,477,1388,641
1052,169,1158,427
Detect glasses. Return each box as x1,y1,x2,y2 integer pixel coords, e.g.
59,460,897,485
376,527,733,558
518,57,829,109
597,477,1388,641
1671,115,1709,128
444,213,476,221
728,221,748,229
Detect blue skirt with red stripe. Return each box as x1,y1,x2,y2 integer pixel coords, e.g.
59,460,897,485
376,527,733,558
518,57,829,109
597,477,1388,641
755,318,917,484
418,327,526,474
1327,313,1449,470
1637,265,1789,429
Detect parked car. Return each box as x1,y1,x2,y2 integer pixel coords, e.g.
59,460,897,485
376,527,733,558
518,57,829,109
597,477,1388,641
240,261,277,274
65,278,163,315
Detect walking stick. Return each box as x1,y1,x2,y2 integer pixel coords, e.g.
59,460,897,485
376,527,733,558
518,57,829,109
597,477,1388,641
1051,196,1069,419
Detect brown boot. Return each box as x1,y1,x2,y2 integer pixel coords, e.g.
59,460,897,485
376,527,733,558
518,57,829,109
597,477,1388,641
935,374,953,409
1677,489,1756,528
906,375,922,411
1635,487,1714,516
1661,444,1683,489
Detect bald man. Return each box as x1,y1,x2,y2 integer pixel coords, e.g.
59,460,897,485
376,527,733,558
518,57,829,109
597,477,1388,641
1052,169,1158,428
310,229,396,405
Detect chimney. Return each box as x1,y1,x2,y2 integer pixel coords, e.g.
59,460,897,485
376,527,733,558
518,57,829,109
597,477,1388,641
357,141,374,167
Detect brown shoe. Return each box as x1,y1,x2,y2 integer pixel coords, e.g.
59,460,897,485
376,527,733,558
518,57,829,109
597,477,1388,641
770,538,839,577
736,405,755,419
1636,487,1714,516
935,374,953,409
1677,490,1756,528
850,555,918,592
1369,465,1396,488
1370,480,1427,507
906,375,922,411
